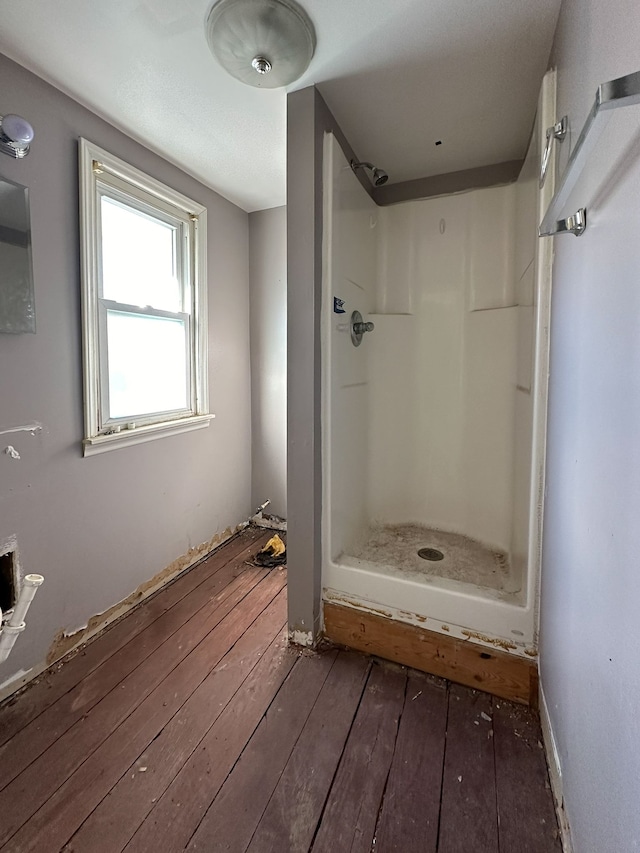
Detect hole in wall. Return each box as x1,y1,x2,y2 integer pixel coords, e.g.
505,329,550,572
435,140,442,145
0,550,18,613
480,652,492,659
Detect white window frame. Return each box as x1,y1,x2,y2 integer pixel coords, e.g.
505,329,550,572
79,139,211,456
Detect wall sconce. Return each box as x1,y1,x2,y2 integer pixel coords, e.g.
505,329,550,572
0,114,34,159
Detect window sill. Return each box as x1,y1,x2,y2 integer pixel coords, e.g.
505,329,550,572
83,413,214,457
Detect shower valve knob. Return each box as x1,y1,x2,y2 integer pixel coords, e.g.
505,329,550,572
350,310,374,346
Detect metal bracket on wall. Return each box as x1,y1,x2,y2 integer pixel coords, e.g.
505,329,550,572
540,116,567,189
539,68,640,238
542,207,587,238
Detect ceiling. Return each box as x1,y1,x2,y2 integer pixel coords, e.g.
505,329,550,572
0,0,561,212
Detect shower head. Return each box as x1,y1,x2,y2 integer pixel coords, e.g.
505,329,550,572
350,160,389,187
372,166,389,186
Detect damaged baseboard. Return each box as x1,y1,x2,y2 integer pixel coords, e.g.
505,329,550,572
540,683,574,853
289,628,314,648
0,522,249,703
250,511,287,532
250,499,286,532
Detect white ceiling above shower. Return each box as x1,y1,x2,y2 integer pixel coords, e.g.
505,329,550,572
0,0,561,212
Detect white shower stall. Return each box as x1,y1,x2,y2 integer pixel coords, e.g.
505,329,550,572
321,76,554,654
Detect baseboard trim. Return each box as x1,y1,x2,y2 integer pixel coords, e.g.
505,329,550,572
540,683,574,853
323,602,538,706
0,522,249,703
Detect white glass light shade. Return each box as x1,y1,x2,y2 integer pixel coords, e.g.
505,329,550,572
0,114,34,158
2,114,34,145
205,0,316,89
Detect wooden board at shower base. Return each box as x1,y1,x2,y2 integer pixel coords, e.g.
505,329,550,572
323,603,538,708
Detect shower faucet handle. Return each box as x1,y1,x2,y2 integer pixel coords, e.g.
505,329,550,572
350,310,374,347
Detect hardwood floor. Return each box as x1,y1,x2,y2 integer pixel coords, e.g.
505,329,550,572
0,528,560,852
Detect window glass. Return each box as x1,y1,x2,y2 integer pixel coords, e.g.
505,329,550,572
106,310,188,418
100,195,182,313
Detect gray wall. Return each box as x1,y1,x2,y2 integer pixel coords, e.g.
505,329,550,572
540,1,640,850
0,54,252,686
249,206,287,519
286,88,372,643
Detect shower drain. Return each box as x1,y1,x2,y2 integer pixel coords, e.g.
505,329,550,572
418,548,444,561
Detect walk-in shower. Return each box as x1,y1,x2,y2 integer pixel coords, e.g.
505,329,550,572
321,76,555,655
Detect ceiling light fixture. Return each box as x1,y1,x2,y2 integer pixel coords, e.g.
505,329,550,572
0,113,34,159
205,0,316,89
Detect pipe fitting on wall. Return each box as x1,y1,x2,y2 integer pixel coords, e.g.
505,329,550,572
0,573,44,664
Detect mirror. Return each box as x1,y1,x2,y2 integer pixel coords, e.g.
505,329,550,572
0,176,35,333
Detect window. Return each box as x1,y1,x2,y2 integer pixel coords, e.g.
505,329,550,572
79,139,210,456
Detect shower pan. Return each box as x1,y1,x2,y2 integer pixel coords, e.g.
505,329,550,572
321,73,556,658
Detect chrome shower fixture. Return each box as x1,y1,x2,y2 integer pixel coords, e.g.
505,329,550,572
350,160,389,186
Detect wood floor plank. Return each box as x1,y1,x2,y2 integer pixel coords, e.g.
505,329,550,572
0,528,264,748
438,683,499,853
246,650,371,853
493,698,561,852
184,649,339,852
0,534,268,793
0,565,272,850
373,672,448,853
124,624,299,853
0,531,564,853
2,571,285,853
311,662,406,853
65,586,288,853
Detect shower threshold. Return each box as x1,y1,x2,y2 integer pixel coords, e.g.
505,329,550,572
344,524,522,598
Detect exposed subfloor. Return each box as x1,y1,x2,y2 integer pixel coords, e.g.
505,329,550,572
347,523,522,594
0,527,559,852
